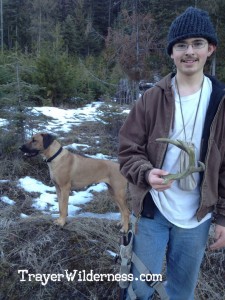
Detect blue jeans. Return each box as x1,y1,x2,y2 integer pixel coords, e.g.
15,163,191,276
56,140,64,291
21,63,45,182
126,207,211,300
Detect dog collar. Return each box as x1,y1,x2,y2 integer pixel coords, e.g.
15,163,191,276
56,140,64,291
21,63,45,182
45,147,63,163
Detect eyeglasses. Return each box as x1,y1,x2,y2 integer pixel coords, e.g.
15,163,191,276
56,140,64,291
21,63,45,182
174,40,208,51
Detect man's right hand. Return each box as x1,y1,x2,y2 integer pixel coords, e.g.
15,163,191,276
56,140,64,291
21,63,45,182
148,168,174,191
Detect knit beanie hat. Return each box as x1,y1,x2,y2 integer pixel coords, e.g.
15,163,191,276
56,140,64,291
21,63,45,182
167,7,218,55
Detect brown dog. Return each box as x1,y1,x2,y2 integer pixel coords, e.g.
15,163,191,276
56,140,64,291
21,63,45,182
20,133,130,232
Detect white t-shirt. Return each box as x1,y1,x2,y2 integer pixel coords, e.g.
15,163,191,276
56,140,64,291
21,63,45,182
150,76,212,228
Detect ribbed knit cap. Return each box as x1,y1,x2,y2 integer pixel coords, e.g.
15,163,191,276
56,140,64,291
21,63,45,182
167,7,218,55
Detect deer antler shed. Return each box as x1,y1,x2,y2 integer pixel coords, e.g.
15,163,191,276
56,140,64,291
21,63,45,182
156,138,205,185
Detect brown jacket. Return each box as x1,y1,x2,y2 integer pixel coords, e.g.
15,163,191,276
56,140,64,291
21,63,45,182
119,73,225,226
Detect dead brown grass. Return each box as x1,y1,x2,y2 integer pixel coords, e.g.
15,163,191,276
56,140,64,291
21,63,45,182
195,229,225,300
0,209,121,300
78,190,118,214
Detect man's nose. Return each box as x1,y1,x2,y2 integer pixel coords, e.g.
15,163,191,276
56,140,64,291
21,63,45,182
185,44,194,54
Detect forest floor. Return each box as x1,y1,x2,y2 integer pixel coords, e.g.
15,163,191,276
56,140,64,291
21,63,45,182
0,101,224,300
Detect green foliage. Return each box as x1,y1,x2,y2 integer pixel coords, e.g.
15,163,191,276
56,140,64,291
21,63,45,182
3,0,32,52
217,66,225,83
34,53,75,106
0,53,44,144
0,129,21,157
0,53,43,107
61,1,103,56
62,15,78,55
1,0,225,108
71,57,107,103
0,64,13,85
33,52,109,107
0,64,13,100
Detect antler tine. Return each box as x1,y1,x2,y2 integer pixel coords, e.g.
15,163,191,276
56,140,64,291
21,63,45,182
156,138,205,184
156,138,192,154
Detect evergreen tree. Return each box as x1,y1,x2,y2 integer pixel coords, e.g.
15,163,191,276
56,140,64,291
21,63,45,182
34,53,75,106
3,0,32,52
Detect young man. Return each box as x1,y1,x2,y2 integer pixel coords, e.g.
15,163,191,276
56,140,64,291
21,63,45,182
118,7,225,300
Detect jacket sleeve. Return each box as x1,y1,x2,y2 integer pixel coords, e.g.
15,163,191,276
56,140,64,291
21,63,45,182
118,95,153,189
215,155,225,226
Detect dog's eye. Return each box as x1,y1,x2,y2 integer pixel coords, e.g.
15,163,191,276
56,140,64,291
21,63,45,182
32,139,36,143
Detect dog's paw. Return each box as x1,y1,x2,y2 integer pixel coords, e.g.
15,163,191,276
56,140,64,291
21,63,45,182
120,225,129,234
117,221,129,233
54,217,66,227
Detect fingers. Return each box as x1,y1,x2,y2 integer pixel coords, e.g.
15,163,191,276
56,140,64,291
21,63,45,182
148,168,173,191
210,239,225,250
209,225,225,250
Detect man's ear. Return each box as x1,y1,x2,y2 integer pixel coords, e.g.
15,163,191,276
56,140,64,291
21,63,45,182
42,133,55,149
208,44,216,57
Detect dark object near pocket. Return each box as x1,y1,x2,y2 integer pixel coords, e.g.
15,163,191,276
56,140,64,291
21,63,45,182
141,192,155,219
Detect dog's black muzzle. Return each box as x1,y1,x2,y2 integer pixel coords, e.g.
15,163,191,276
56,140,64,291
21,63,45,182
19,145,40,157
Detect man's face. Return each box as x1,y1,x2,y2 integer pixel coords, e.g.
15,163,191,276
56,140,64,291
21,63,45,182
171,37,216,76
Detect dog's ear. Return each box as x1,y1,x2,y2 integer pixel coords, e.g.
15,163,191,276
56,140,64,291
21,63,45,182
41,133,55,149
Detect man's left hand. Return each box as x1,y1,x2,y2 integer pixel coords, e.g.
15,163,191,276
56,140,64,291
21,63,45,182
210,224,225,250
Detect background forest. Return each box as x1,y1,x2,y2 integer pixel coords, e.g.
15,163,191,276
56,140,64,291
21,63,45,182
0,0,225,110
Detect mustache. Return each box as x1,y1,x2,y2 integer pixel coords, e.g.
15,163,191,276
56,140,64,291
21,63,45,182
181,56,198,61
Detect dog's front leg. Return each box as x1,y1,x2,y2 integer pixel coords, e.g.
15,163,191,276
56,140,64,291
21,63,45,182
114,194,130,233
54,185,70,227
